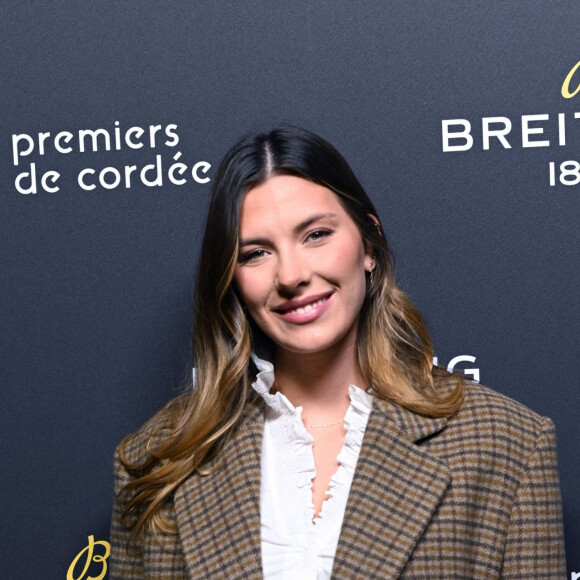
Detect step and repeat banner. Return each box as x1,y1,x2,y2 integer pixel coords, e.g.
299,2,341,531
1,2,578,578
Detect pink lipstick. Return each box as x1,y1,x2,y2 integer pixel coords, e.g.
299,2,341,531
273,291,334,324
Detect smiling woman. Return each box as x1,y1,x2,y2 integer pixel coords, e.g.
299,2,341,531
110,126,566,579
235,176,372,360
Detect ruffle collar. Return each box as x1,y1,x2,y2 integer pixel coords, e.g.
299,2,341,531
250,353,373,527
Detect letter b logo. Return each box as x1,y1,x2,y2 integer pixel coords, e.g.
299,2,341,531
67,535,110,580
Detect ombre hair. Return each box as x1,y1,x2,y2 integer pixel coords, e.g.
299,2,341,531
119,126,463,540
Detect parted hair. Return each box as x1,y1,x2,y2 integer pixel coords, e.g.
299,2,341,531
119,126,464,540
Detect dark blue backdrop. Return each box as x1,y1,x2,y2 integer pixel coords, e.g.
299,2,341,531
1,2,578,577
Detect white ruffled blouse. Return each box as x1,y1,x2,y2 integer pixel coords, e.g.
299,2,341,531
251,356,374,580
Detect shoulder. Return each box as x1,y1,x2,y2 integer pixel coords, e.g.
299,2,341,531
453,379,553,434
436,378,556,469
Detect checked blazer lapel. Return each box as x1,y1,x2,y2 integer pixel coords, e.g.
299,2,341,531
173,396,265,580
332,399,451,580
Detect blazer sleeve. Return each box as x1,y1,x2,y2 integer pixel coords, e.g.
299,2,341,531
109,445,144,579
500,418,567,578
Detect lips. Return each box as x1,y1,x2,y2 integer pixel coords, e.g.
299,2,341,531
285,296,328,314
272,291,334,324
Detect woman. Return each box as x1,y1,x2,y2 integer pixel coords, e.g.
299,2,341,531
110,127,566,579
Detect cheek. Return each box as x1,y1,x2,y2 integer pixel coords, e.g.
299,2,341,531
328,236,366,275
330,237,367,303
234,268,269,309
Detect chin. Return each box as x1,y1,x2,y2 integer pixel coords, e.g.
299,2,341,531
279,343,329,355
274,334,352,358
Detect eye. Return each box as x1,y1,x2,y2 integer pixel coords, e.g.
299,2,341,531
239,248,268,264
306,228,333,242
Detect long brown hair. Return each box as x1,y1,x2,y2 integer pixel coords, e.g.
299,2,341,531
119,126,463,540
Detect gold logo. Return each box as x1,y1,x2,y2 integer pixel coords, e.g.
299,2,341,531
67,535,110,580
562,60,580,98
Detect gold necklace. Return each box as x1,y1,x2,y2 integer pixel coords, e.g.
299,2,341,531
306,418,345,429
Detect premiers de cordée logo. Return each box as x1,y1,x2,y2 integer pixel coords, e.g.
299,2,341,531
11,121,211,194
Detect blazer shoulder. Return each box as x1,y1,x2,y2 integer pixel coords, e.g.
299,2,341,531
447,379,555,453
461,380,551,425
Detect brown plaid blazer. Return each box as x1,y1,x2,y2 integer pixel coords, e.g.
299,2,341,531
110,382,566,579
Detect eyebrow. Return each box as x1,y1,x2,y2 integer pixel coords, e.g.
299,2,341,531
239,212,337,247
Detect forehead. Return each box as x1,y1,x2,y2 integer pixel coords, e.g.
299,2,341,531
239,175,352,231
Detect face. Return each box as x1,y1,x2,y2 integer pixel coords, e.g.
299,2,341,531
234,175,374,358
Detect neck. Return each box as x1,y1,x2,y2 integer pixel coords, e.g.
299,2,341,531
273,340,366,424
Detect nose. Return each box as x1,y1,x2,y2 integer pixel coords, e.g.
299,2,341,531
275,248,311,293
